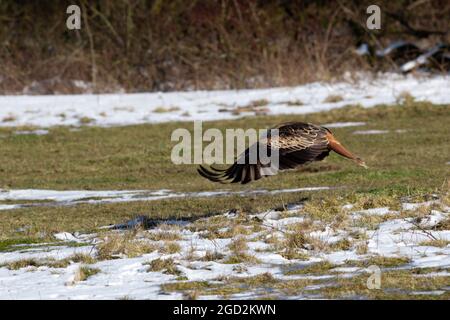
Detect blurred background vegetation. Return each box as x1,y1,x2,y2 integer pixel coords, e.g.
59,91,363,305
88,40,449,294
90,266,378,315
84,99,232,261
0,0,448,94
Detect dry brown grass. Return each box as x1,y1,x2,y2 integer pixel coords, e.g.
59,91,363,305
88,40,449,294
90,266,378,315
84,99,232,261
225,237,259,264
418,239,450,248
202,250,225,261
1,252,98,270
284,261,336,275
323,94,344,103
435,218,450,231
153,106,181,113
160,241,182,254
396,91,416,105
145,258,181,276
72,265,100,282
145,231,182,242
66,253,97,265
96,232,157,259
355,241,369,255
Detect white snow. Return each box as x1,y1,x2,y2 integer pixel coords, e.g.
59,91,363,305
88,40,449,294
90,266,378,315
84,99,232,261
0,187,331,211
53,232,85,243
352,207,392,217
1,199,448,299
353,130,389,135
14,129,49,136
322,122,366,128
402,201,436,211
0,73,449,128
352,129,408,135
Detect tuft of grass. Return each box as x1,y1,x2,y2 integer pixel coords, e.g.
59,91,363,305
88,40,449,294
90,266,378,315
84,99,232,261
329,238,353,251
183,291,200,300
2,115,16,122
145,258,181,276
161,281,212,293
79,117,95,125
0,238,44,252
345,256,411,268
228,236,248,253
3,258,41,270
160,241,182,254
351,194,400,211
303,198,349,228
73,265,100,282
396,91,415,106
355,242,369,255
418,239,450,248
1,253,98,270
202,250,225,261
281,230,310,259
323,94,344,103
285,99,304,107
153,106,180,113
283,261,336,275
96,232,157,259
248,99,269,108
225,237,259,264
66,253,97,264
435,218,450,231
2,257,71,270
146,231,182,241
239,272,277,286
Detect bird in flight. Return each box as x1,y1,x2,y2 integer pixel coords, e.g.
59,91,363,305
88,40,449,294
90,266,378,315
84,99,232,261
198,122,367,184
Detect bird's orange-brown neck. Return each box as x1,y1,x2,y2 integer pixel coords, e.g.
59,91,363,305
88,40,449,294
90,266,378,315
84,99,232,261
326,132,367,168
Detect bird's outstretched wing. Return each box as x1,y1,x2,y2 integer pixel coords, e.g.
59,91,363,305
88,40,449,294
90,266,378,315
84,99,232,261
198,123,331,184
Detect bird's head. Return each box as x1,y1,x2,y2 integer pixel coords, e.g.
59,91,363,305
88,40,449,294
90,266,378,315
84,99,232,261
355,157,368,169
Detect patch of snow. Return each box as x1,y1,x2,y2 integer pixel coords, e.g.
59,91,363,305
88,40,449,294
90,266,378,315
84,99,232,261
353,129,408,135
413,271,450,278
0,199,448,299
353,207,392,216
342,204,354,210
0,73,449,128
322,122,366,128
410,290,445,296
417,211,446,228
14,129,49,136
331,267,361,273
0,187,331,211
402,201,436,211
54,232,84,243
353,130,389,135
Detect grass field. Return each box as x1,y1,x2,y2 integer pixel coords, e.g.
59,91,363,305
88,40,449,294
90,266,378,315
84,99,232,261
1,101,448,241
0,101,449,300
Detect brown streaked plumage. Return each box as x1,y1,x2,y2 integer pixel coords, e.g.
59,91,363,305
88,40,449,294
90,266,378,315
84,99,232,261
198,122,367,184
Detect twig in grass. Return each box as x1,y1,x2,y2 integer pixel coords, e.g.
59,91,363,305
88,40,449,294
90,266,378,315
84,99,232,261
406,218,438,241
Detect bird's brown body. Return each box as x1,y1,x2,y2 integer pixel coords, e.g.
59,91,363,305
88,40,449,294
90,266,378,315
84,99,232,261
198,122,366,184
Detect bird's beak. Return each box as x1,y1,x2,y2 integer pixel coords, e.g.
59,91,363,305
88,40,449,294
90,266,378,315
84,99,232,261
356,158,368,169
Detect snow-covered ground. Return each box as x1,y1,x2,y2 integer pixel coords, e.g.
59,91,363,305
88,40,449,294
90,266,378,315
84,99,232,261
0,73,449,128
1,73,449,300
1,199,448,299
0,187,331,211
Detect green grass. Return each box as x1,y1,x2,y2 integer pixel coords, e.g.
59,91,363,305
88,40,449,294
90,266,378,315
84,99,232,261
0,102,449,240
159,268,450,300
0,238,88,252
315,269,450,300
